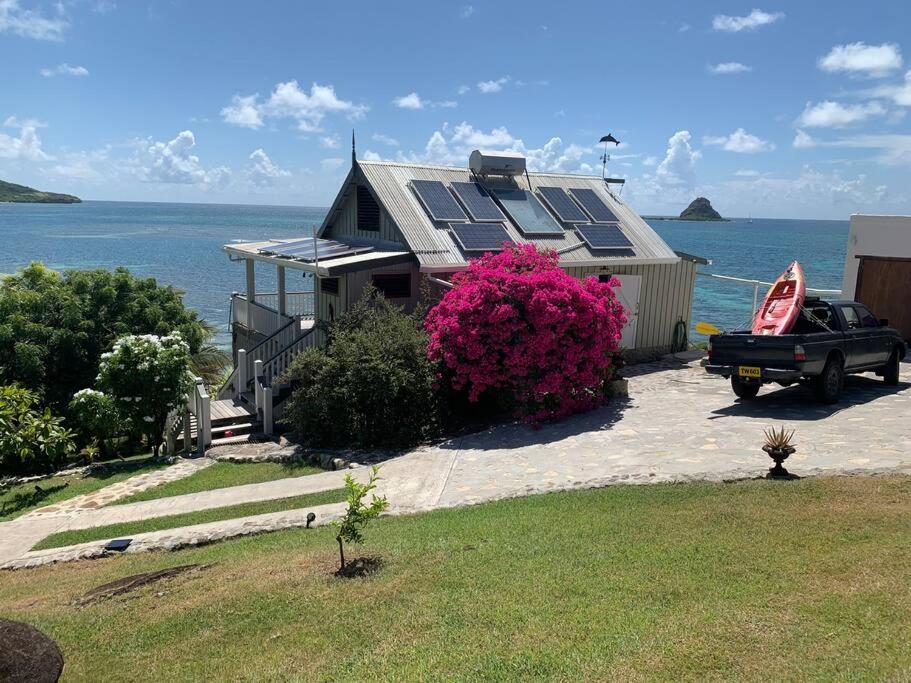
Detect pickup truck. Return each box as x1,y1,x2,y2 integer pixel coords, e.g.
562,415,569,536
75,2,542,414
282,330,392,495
705,298,907,403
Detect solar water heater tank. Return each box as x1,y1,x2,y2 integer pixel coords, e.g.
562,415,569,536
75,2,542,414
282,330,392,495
469,149,526,177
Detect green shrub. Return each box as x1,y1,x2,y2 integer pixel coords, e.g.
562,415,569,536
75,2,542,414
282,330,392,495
334,465,388,571
0,385,76,475
68,389,123,456
281,290,439,448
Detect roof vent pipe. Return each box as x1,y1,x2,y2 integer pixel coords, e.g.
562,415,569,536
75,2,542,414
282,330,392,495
468,149,526,177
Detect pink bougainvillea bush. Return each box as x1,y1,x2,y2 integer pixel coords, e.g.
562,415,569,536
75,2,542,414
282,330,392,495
425,244,627,422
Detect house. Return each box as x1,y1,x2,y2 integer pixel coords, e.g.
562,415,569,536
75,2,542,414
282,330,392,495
215,147,701,435
842,214,911,341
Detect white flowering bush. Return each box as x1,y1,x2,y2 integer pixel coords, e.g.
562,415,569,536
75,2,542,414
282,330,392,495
97,333,192,456
68,388,122,457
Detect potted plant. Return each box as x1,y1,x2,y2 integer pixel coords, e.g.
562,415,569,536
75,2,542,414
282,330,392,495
762,426,796,478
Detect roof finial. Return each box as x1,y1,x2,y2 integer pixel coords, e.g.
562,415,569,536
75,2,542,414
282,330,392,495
351,129,356,167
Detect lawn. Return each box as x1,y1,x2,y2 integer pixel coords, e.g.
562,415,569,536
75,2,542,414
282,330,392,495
33,488,347,550
112,461,324,505
0,456,169,522
1,475,909,681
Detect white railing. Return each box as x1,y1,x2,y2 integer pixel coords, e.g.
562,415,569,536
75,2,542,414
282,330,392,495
185,376,211,455
261,327,323,386
234,317,304,396
231,294,290,337
252,291,315,318
696,271,842,317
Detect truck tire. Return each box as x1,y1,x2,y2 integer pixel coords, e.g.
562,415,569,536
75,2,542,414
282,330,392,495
813,356,843,404
731,376,760,400
882,348,900,386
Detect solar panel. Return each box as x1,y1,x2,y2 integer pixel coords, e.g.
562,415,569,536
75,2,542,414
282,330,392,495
412,179,468,221
490,188,563,234
574,223,634,250
259,238,373,262
449,223,515,252
537,186,589,223
570,188,620,222
451,182,505,221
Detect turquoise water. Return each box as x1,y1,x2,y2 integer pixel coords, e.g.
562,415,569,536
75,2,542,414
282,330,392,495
0,201,849,345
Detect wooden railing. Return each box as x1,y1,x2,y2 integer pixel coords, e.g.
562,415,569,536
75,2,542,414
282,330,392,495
261,327,323,386
236,316,303,395
185,376,211,455
231,294,290,337
252,291,315,318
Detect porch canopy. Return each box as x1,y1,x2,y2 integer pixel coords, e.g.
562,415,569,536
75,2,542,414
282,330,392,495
224,237,412,277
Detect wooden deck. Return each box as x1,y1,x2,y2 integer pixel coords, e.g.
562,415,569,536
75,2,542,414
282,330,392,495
210,398,256,423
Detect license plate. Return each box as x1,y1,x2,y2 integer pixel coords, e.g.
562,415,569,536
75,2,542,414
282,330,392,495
738,366,761,379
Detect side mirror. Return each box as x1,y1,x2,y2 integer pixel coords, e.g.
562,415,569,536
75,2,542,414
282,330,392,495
879,318,889,327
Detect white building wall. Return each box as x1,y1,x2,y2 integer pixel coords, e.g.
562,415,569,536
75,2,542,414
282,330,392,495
842,214,911,298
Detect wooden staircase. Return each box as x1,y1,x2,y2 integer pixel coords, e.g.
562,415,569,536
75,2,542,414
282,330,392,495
174,396,261,451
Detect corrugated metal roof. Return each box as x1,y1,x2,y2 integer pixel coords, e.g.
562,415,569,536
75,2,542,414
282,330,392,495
354,160,679,270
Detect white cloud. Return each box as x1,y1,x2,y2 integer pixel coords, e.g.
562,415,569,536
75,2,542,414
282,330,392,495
221,94,263,129
704,128,775,153
460,4,474,18
478,76,510,93
708,62,752,75
826,134,911,166
44,148,108,182
798,100,886,128
642,155,657,166
0,0,66,40
371,133,399,147
393,92,424,110
361,150,382,162
872,70,911,107
818,42,902,78
321,157,344,172
712,9,784,32
222,81,367,133
678,22,691,33
248,148,290,187
40,62,88,77
435,100,458,108
319,135,340,149
457,85,470,95
0,116,52,161
655,130,699,188
793,129,816,148
722,166,897,209
734,169,760,177
135,130,229,186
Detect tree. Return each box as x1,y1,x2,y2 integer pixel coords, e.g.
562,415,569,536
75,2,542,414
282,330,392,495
0,385,76,475
97,333,192,457
0,263,206,409
425,244,627,422
68,389,122,458
281,289,440,448
333,466,388,571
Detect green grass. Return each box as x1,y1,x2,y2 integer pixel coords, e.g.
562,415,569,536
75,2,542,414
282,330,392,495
0,456,169,521
33,488,347,550
2,475,910,681
113,461,324,505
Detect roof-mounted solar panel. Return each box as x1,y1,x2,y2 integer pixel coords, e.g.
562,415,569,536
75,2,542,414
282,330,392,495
450,182,506,221
411,179,468,222
259,238,373,262
537,186,590,223
574,223,633,250
449,223,515,252
490,188,563,235
570,188,620,223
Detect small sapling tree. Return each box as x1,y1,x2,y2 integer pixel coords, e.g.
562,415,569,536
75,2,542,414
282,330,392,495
333,465,388,572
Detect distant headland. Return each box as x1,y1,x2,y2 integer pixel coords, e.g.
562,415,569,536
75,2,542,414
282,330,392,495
644,197,728,222
0,179,81,204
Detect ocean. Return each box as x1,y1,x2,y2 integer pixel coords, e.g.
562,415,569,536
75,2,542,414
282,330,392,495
0,201,849,346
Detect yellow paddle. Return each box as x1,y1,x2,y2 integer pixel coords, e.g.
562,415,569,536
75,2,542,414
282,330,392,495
695,321,723,336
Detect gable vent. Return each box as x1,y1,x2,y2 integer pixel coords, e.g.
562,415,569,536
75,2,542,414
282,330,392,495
356,185,380,231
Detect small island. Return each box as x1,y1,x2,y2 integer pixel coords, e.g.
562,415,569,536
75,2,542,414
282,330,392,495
678,197,725,221
0,179,81,204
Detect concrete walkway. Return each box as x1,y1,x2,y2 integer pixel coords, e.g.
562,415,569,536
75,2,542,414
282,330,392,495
4,357,910,569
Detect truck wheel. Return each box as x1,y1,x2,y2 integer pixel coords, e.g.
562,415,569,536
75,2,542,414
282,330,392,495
731,376,760,400
813,357,843,404
882,348,900,386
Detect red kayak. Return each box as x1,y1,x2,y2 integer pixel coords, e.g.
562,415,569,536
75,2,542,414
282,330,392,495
752,261,806,336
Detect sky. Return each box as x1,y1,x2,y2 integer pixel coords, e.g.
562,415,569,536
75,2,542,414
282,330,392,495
2,0,911,219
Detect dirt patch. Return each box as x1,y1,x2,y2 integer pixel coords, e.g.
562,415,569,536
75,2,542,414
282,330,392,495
76,563,212,605
334,556,382,579
0,619,64,683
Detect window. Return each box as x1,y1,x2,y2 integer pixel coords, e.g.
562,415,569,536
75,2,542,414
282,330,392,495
840,305,861,329
372,273,411,299
320,277,339,295
855,305,879,328
356,185,380,232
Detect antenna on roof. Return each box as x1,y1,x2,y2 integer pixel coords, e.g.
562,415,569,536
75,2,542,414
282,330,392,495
599,133,620,179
